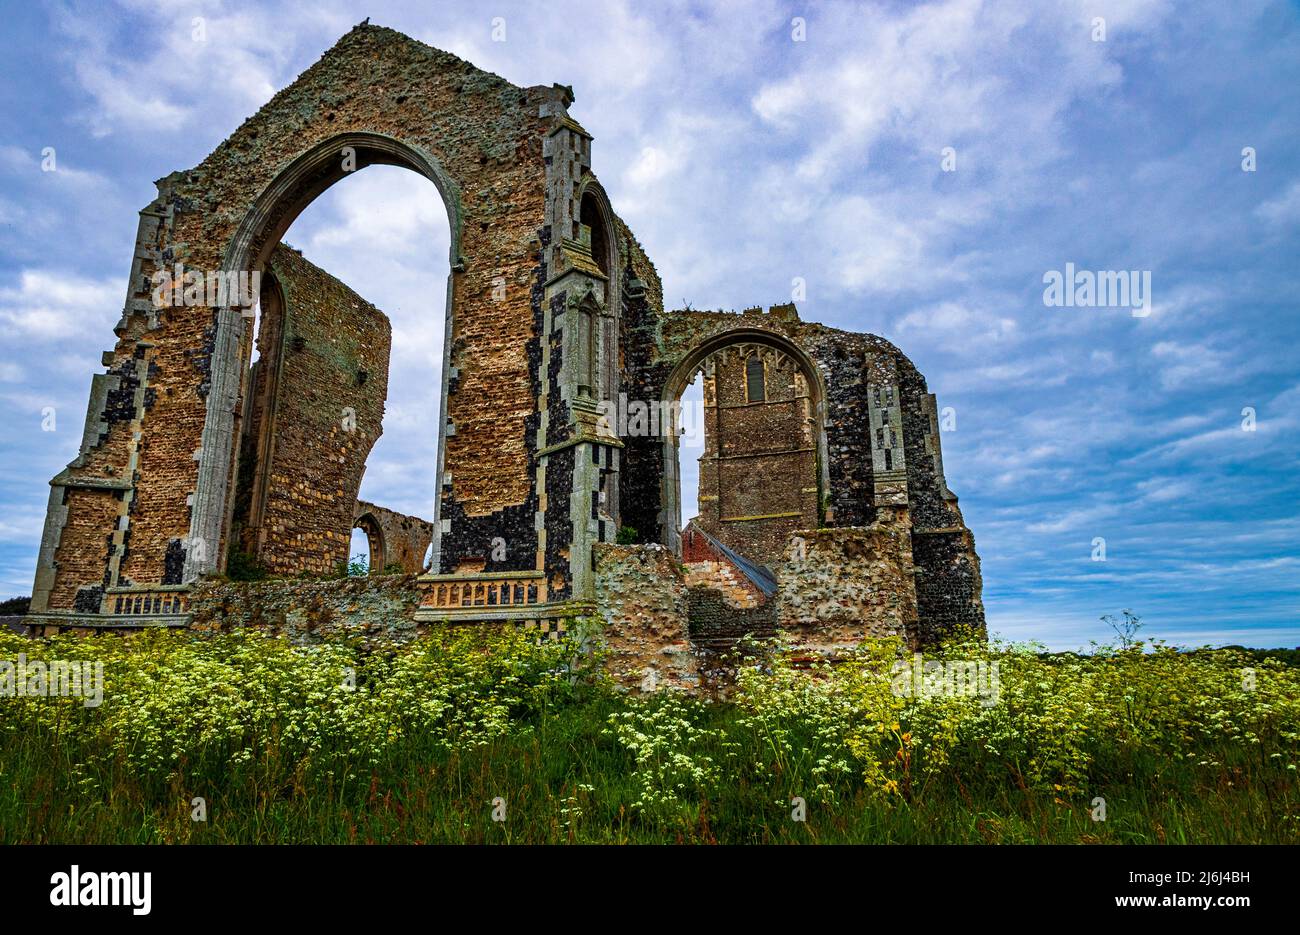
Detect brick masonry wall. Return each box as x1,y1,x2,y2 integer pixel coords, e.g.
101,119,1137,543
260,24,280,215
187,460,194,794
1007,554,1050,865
48,488,120,612
682,562,762,608
232,244,390,577
681,523,770,608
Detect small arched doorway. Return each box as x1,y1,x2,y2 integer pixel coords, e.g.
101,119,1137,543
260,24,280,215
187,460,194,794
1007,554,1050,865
352,512,386,575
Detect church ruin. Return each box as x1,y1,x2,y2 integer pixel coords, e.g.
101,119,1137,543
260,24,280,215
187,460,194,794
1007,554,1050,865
27,24,983,684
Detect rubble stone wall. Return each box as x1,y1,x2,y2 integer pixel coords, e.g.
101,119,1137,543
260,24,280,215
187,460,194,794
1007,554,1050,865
773,507,920,654
189,574,425,645
231,244,390,577
592,543,699,692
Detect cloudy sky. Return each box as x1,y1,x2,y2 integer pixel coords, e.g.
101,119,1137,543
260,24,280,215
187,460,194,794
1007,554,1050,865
1,0,1297,650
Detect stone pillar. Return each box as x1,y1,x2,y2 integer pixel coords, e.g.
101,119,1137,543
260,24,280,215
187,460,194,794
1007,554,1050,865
540,107,625,602
922,392,956,502
868,381,908,507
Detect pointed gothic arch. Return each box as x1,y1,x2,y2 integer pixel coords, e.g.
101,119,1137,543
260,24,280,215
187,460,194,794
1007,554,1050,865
658,329,828,558
190,132,464,581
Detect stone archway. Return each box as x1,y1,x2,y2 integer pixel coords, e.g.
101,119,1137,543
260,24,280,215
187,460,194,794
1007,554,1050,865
30,25,593,621
190,131,463,582
658,328,829,559
353,511,387,573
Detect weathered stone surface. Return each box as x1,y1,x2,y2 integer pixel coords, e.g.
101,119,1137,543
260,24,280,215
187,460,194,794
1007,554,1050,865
773,507,920,655
189,574,425,646
593,543,699,693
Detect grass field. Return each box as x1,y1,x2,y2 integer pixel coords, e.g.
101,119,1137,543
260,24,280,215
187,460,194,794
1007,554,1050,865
1,626,1296,844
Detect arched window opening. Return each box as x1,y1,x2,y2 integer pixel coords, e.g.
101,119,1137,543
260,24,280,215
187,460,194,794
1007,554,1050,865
351,514,385,575
745,355,765,403
579,191,610,278
226,162,449,579
349,525,371,576
662,338,824,569
576,187,618,411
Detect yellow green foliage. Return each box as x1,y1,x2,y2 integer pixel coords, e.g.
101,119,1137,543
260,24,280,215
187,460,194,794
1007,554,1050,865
1,626,1296,843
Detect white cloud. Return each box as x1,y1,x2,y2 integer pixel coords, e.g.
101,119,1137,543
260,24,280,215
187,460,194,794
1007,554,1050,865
0,270,121,342
1255,180,1300,228
1149,339,1236,390
54,1,341,138
895,300,1018,351
280,164,449,519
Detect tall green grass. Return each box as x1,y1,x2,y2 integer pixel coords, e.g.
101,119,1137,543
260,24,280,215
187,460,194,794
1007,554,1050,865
0,627,1295,843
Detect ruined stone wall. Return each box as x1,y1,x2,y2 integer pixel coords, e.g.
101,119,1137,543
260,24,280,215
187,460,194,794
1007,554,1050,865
592,543,699,692
36,340,172,614
896,362,985,642
353,499,434,573
618,302,985,642
619,305,890,548
35,24,569,611
188,574,425,646
232,244,390,577
773,507,920,655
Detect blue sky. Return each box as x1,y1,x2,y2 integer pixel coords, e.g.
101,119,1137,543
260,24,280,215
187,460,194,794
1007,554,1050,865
1,1,1297,650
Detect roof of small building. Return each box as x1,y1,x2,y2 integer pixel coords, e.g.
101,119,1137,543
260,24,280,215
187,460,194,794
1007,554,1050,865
683,520,778,598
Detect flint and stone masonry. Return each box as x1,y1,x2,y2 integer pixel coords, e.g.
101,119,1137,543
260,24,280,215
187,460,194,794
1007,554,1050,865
28,23,983,663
